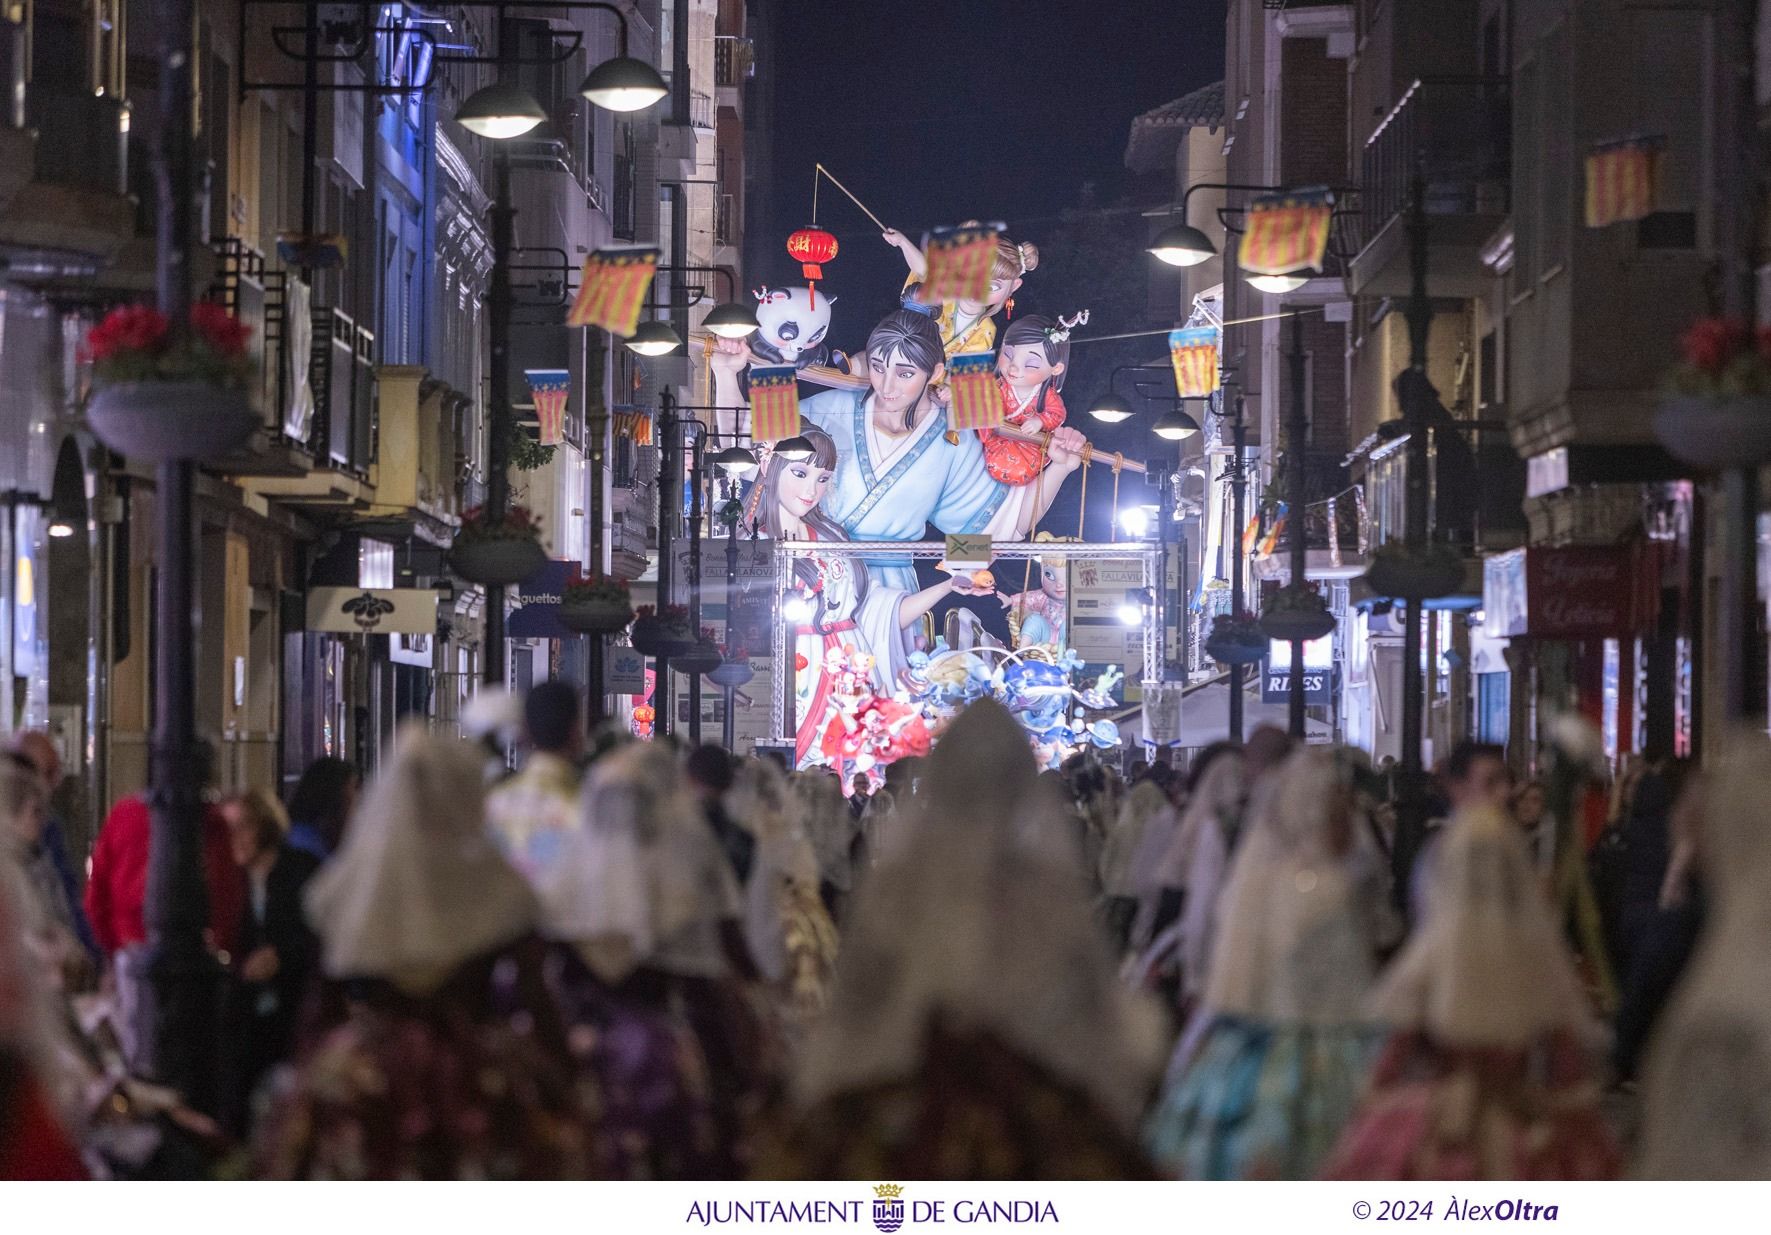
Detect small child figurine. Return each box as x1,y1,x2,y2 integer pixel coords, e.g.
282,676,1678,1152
981,312,1085,486
882,226,1037,361
998,548,1070,650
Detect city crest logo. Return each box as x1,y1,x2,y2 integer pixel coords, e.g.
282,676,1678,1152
872,1184,905,1233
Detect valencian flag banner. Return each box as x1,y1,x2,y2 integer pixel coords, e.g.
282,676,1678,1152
567,246,659,336
1237,187,1334,277
1585,136,1663,228
612,410,653,445
919,222,1001,307
748,364,801,442
524,369,571,447
946,352,1006,431
1169,327,1220,399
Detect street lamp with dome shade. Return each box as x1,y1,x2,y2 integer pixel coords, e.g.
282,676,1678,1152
1148,221,1216,267
1153,407,1202,441
579,55,668,112
625,319,683,356
702,301,760,339
772,435,816,461
1087,393,1134,424
455,81,548,139
1246,271,1312,294
712,444,758,476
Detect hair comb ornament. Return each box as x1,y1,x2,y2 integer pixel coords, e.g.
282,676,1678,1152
1046,310,1091,345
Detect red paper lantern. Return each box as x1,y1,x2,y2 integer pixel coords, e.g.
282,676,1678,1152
787,226,839,305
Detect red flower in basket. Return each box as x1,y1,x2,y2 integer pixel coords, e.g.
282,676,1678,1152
86,306,169,362
191,302,253,358
1678,318,1750,373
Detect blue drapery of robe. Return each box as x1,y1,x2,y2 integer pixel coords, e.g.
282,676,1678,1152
799,389,1009,596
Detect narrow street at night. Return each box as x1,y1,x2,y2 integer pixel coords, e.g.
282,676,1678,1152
0,0,1769,1216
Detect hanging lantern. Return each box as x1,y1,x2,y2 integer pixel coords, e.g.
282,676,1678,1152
786,226,839,306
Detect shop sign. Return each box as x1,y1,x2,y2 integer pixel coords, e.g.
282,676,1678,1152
1262,665,1336,705
605,644,648,695
306,587,438,635
1484,546,1651,639
508,561,573,639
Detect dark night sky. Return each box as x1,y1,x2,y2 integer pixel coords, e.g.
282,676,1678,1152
765,0,1229,324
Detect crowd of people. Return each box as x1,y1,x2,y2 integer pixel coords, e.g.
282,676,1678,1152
0,694,1761,1179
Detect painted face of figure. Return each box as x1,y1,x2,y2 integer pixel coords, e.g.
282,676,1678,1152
868,345,936,419
753,287,835,363
958,272,1021,318
779,458,833,520
997,340,1063,392
1039,561,1067,600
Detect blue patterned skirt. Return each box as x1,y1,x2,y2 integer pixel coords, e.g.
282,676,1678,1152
1145,1015,1381,1180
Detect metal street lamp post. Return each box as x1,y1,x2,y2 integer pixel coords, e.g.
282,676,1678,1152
1287,311,1309,739
142,0,218,1111
1227,386,1249,740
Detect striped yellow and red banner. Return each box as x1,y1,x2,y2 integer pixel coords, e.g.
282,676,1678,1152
945,352,1005,431
567,247,659,336
524,369,571,447
613,410,653,445
748,364,801,442
1168,327,1219,399
918,223,1001,306
1257,504,1287,558
1237,188,1334,277
1584,136,1662,228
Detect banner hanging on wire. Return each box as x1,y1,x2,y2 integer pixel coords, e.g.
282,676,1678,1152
946,351,1006,431
1168,327,1219,398
747,364,801,442
1584,135,1663,227
1237,188,1333,276
567,247,659,336
524,369,571,447
918,222,1002,306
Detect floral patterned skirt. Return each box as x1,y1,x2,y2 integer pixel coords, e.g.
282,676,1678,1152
1145,1015,1381,1180
1320,1031,1621,1180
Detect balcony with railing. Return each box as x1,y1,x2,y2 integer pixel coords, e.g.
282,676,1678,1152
240,309,379,510
0,75,134,260
1348,77,1510,299
689,90,715,131
715,36,754,89
207,238,315,477
715,191,737,247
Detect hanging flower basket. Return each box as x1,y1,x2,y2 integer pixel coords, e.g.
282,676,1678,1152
449,505,547,587
1653,396,1771,469
1364,542,1466,601
630,606,697,658
707,658,753,688
1204,612,1267,666
708,641,755,687
83,304,259,462
1655,318,1771,468
1260,585,1336,643
676,638,722,676
558,574,635,634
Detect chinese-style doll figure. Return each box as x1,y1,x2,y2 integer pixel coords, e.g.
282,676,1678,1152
882,226,1037,361
981,312,1086,486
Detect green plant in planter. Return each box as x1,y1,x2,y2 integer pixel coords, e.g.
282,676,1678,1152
504,419,558,471
562,574,632,607
1260,584,1335,642
455,504,543,544
1207,611,1266,646
1264,584,1329,617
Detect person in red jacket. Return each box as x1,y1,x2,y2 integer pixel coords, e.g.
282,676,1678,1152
84,757,245,1072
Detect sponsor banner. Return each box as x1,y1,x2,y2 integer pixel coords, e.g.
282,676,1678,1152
605,643,648,695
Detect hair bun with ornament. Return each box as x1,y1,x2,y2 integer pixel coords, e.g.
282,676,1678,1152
1045,310,1089,345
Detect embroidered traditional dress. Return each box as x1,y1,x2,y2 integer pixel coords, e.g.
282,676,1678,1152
979,378,1067,486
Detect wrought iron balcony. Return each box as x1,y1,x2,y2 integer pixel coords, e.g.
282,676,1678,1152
27,89,129,198
715,36,754,87
1349,77,1510,298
